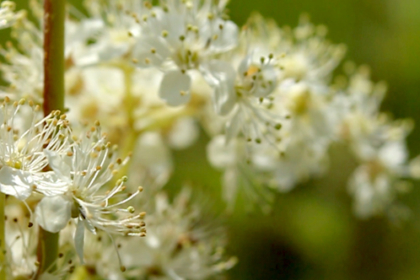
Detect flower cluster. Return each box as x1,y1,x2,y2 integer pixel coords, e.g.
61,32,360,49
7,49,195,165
0,100,147,278
2,0,418,216
0,98,70,200
120,190,236,279
339,65,420,218
0,1,20,29
1,0,419,279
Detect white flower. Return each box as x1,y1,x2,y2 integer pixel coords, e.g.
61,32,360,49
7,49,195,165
2,203,38,278
242,13,346,87
0,1,134,102
2,203,74,279
200,14,350,198
120,190,236,279
65,18,108,66
65,66,127,129
348,138,412,218
0,10,44,102
203,52,284,144
132,0,238,106
346,114,418,218
34,123,146,260
204,51,278,111
253,138,328,192
338,65,388,153
278,15,346,84
67,0,143,66
333,64,420,219
277,81,338,146
64,230,125,279
0,1,20,29
128,132,173,195
0,99,70,200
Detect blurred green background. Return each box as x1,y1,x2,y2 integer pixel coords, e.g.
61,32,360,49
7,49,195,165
3,0,420,279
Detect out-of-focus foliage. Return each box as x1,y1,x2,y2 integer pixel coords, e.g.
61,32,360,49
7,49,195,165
2,0,420,279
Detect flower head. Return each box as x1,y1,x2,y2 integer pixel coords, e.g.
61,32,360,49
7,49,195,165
0,98,70,200
348,124,415,219
0,6,44,102
132,0,238,106
120,189,236,279
2,200,76,279
203,51,284,144
0,1,21,29
34,122,146,262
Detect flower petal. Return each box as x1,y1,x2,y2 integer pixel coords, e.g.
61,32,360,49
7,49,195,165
35,195,72,233
206,20,238,53
34,171,70,196
202,61,237,115
132,36,171,68
0,166,33,200
44,150,71,179
159,70,191,106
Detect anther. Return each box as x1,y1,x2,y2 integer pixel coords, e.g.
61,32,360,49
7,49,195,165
143,1,152,9
127,206,135,214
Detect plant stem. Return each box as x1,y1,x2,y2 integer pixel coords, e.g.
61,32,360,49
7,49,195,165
43,0,65,114
0,193,6,280
36,229,60,276
36,0,66,277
